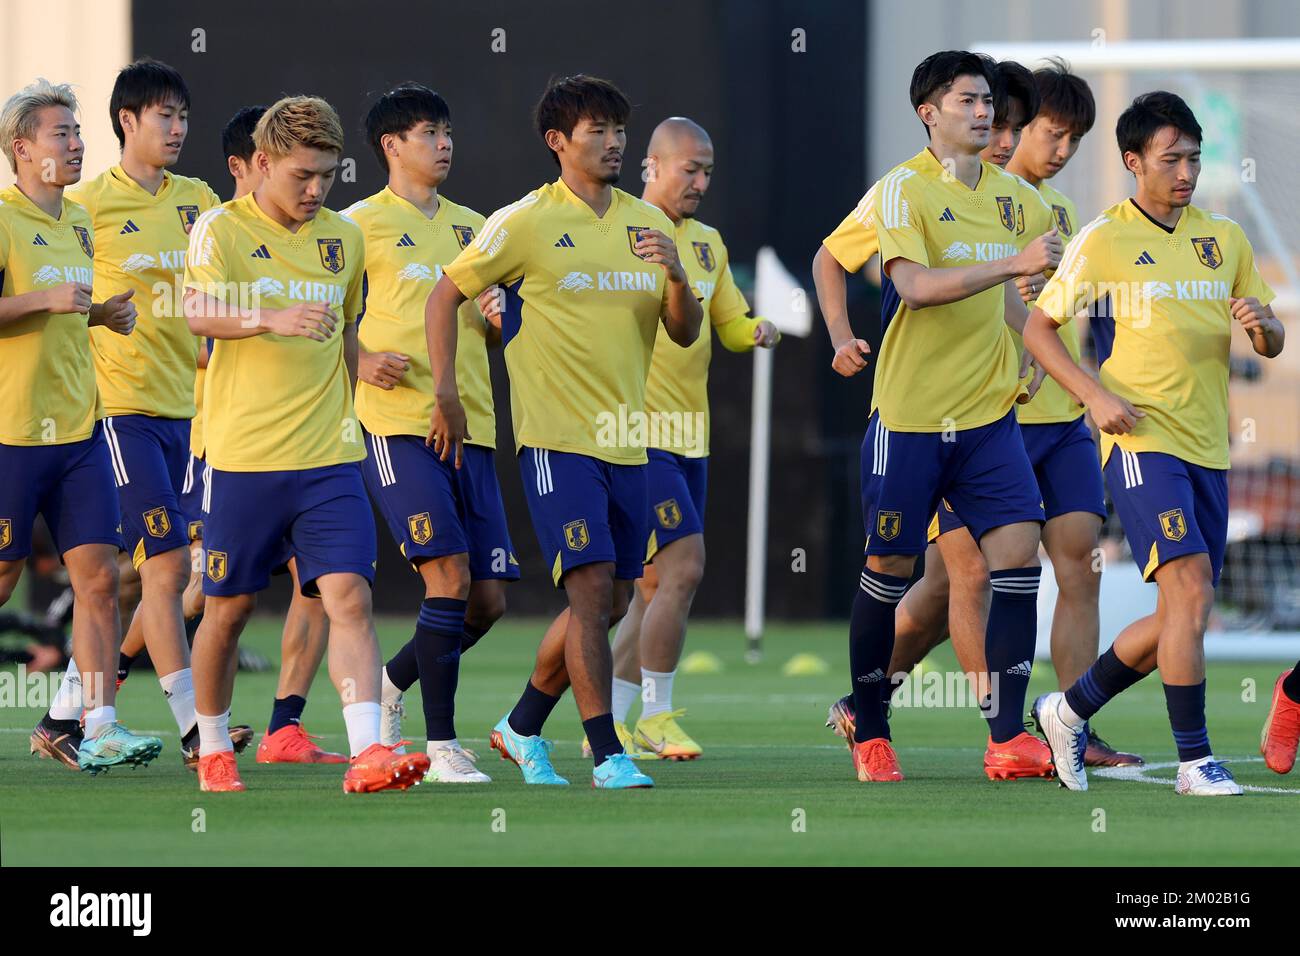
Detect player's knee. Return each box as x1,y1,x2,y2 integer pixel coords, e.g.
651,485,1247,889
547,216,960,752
323,581,372,628
420,555,471,601
662,543,706,595
467,589,507,630
0,564,21,607
609,586,632,626
205,594,256,631
565,564,615,626
142,546,191,594
868,553,915,579
1054,551,1101,598
72,557,120,607
1162,560,1215,625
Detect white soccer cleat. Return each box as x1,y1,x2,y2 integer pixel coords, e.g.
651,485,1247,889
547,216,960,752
380,692,406,753
1175,757,1243,796
425,743,491,784
1031,692,1088,792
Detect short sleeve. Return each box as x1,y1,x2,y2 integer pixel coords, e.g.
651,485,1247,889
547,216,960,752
1037,221,1108,326
823,183,880,274
443,196,534,300
183,209,230,301
875,174,929,272
1229,224,1275,306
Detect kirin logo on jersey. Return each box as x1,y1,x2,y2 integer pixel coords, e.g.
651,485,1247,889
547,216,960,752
176,205,200,234
941,241,973,261
452,224,475,249
1191,236,1222,270
692,241,715,272
1052,204,1073,236
557,271,595,292
1142,281,1174,301
73,225,94,258
996,197,1016,232
121,253,157,273
397,263,439,282
317,238,345,274
32,265,66,286
249,276,286,297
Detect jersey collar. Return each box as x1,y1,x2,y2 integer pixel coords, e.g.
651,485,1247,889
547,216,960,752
110,164,174,200
915,146,990,192
1127,197,1186,235
381,185,447,224
0,183,70,224
240,191,320,237
555,175,620,219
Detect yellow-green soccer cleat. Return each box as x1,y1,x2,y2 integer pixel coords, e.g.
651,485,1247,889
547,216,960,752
633,709,703,761
580,720,652,759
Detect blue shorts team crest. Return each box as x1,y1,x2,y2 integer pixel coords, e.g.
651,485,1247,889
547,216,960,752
102,415,192,567
644,449,707,562
519,446,647,586
363,433,520,581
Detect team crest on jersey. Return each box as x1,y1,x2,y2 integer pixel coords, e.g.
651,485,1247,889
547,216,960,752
187,520,203,542
563,519,590,551
176,204,200,234
627,225,650,257
1015,203,1025,236
655,499,683,530
0,518,10,550
1159,508,1187,542
1191,236,1222,270
1052,204,1073,236
876,510,901,541
73,225,93,258
408,512,433,546
317,238,345,274
206,549,228,582
452,224,475,249
143,507,171,539
692,241,715,273
995,197,1015,232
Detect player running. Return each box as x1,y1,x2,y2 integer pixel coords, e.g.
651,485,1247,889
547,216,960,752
1026,91,1284,796
183,95,428,792
346,83,517,783
2,78,161,772
600,117,779,760
428,75,703,789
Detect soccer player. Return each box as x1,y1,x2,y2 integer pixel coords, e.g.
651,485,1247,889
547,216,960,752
346,83,517,782
2,77,161,772
1026,91,1284,795
602,117,779,760
1260,663,1300,774
183,95,429,792
428,75,703,789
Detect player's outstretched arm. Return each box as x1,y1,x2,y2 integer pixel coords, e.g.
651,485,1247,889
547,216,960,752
1231,297,1285,358
1024,306,1143,435
887,227,1061,311
813,243,870,377
0,282,91,327
424,273,470,467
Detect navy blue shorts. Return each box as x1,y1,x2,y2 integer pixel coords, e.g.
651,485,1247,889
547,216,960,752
0,423,122,560
1104,449,1228,586
364,433,519,581
861,409,1043,556
102,415,191,567
645,449,707,563
519,447,646,586
202,462,376,597
178,451,206,541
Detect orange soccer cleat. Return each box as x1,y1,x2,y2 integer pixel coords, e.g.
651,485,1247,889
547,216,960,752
984,732,1055,780
1261,670,1300,775
197,751,246,792
256,723,348,764
852,737,904,782
342,742,430,793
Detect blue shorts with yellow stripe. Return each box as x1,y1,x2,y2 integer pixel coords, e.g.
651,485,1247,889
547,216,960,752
1104,448,1228,586
102,414,192,567
178,450,207,541
644,449,707,563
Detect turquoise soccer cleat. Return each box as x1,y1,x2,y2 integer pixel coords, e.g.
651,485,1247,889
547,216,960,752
76,721,164,774
592,752,655,789
488,715,568,785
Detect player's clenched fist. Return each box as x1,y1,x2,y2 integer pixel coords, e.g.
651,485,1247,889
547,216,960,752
264,301,338,341
754,320,781,348
1016,227,1063,277
831,337,871,377
359,349,410,390
46,281,93,315
97,288,137,335
476,285,504,329
1088,387,1145,435
634,228,686,283
1229,296,1273,333
1015,272,1046,303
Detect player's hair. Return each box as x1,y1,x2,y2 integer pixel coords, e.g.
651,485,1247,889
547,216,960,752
909,51,997,136
1032,57,1095,135
221,105,267,168
0,77,79,173
109,58,190,148
254,95,345,158
364,83,451,171
534,74,631,167
992,59,1039,127
1116,90,1202,158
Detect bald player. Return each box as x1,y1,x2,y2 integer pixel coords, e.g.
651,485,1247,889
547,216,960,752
601,118,778,760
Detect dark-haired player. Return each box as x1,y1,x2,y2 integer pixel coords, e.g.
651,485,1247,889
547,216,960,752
428,75,703,789
1027,91,1284,795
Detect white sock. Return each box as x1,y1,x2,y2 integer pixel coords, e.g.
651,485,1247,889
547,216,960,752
427,738,458,755
641,668,676,719
196,710,233,755
1057,694,1086,729
612,677,639,724
49,658,83,720
158,668,196,736
343,701,381,757
380,666,402,704
83,706,116,736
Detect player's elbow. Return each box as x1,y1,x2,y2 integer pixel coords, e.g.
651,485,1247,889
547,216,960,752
666,316,700,348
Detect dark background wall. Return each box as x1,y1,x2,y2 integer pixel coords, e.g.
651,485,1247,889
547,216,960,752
132,0,875,617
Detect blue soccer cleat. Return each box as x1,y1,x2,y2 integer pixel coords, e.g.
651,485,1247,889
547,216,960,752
77,721,164,774
592,752,655,789
488,715,568,785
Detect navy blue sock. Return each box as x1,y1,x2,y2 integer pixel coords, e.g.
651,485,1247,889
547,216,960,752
117,652,136,684
583,714,622,766
461,622,490,654
268,694,306,735
384,639,419,693
1282,663,1300,704
850,567,909,742
415,597,467,741
1064,647,1148,721
984,567,1041,743
508,680,562,738
1164,681,1211,761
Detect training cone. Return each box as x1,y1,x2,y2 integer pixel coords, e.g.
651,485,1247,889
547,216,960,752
680,651,725,675
782,653,830,677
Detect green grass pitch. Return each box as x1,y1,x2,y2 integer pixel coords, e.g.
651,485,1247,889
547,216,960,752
2,617,1297,866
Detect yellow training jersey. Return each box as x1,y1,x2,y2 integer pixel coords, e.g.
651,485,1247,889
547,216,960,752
182,193,366,472
873,148,1035,432
0,185,99,445
1037,200,1274,470
69,166,221,419
642,216,758,458
190,364,206,456
823,180,881,274
443,178,675,464
344,188,496,447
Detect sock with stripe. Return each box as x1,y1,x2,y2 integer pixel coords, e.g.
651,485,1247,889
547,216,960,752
1283,663,1300,704
414,597,467,741
1063,646,1148,721
49,658,83,721
612,676,640,725
850,567,910,742
268,694,306,735
1164,680,1212,762
508,680,562,738
984,567,1041,743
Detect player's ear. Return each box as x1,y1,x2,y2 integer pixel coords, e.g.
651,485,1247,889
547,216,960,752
227,155,242,180
1122,149,1141,177
118,108,135,136
381,131,398,159
543,128,566,156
